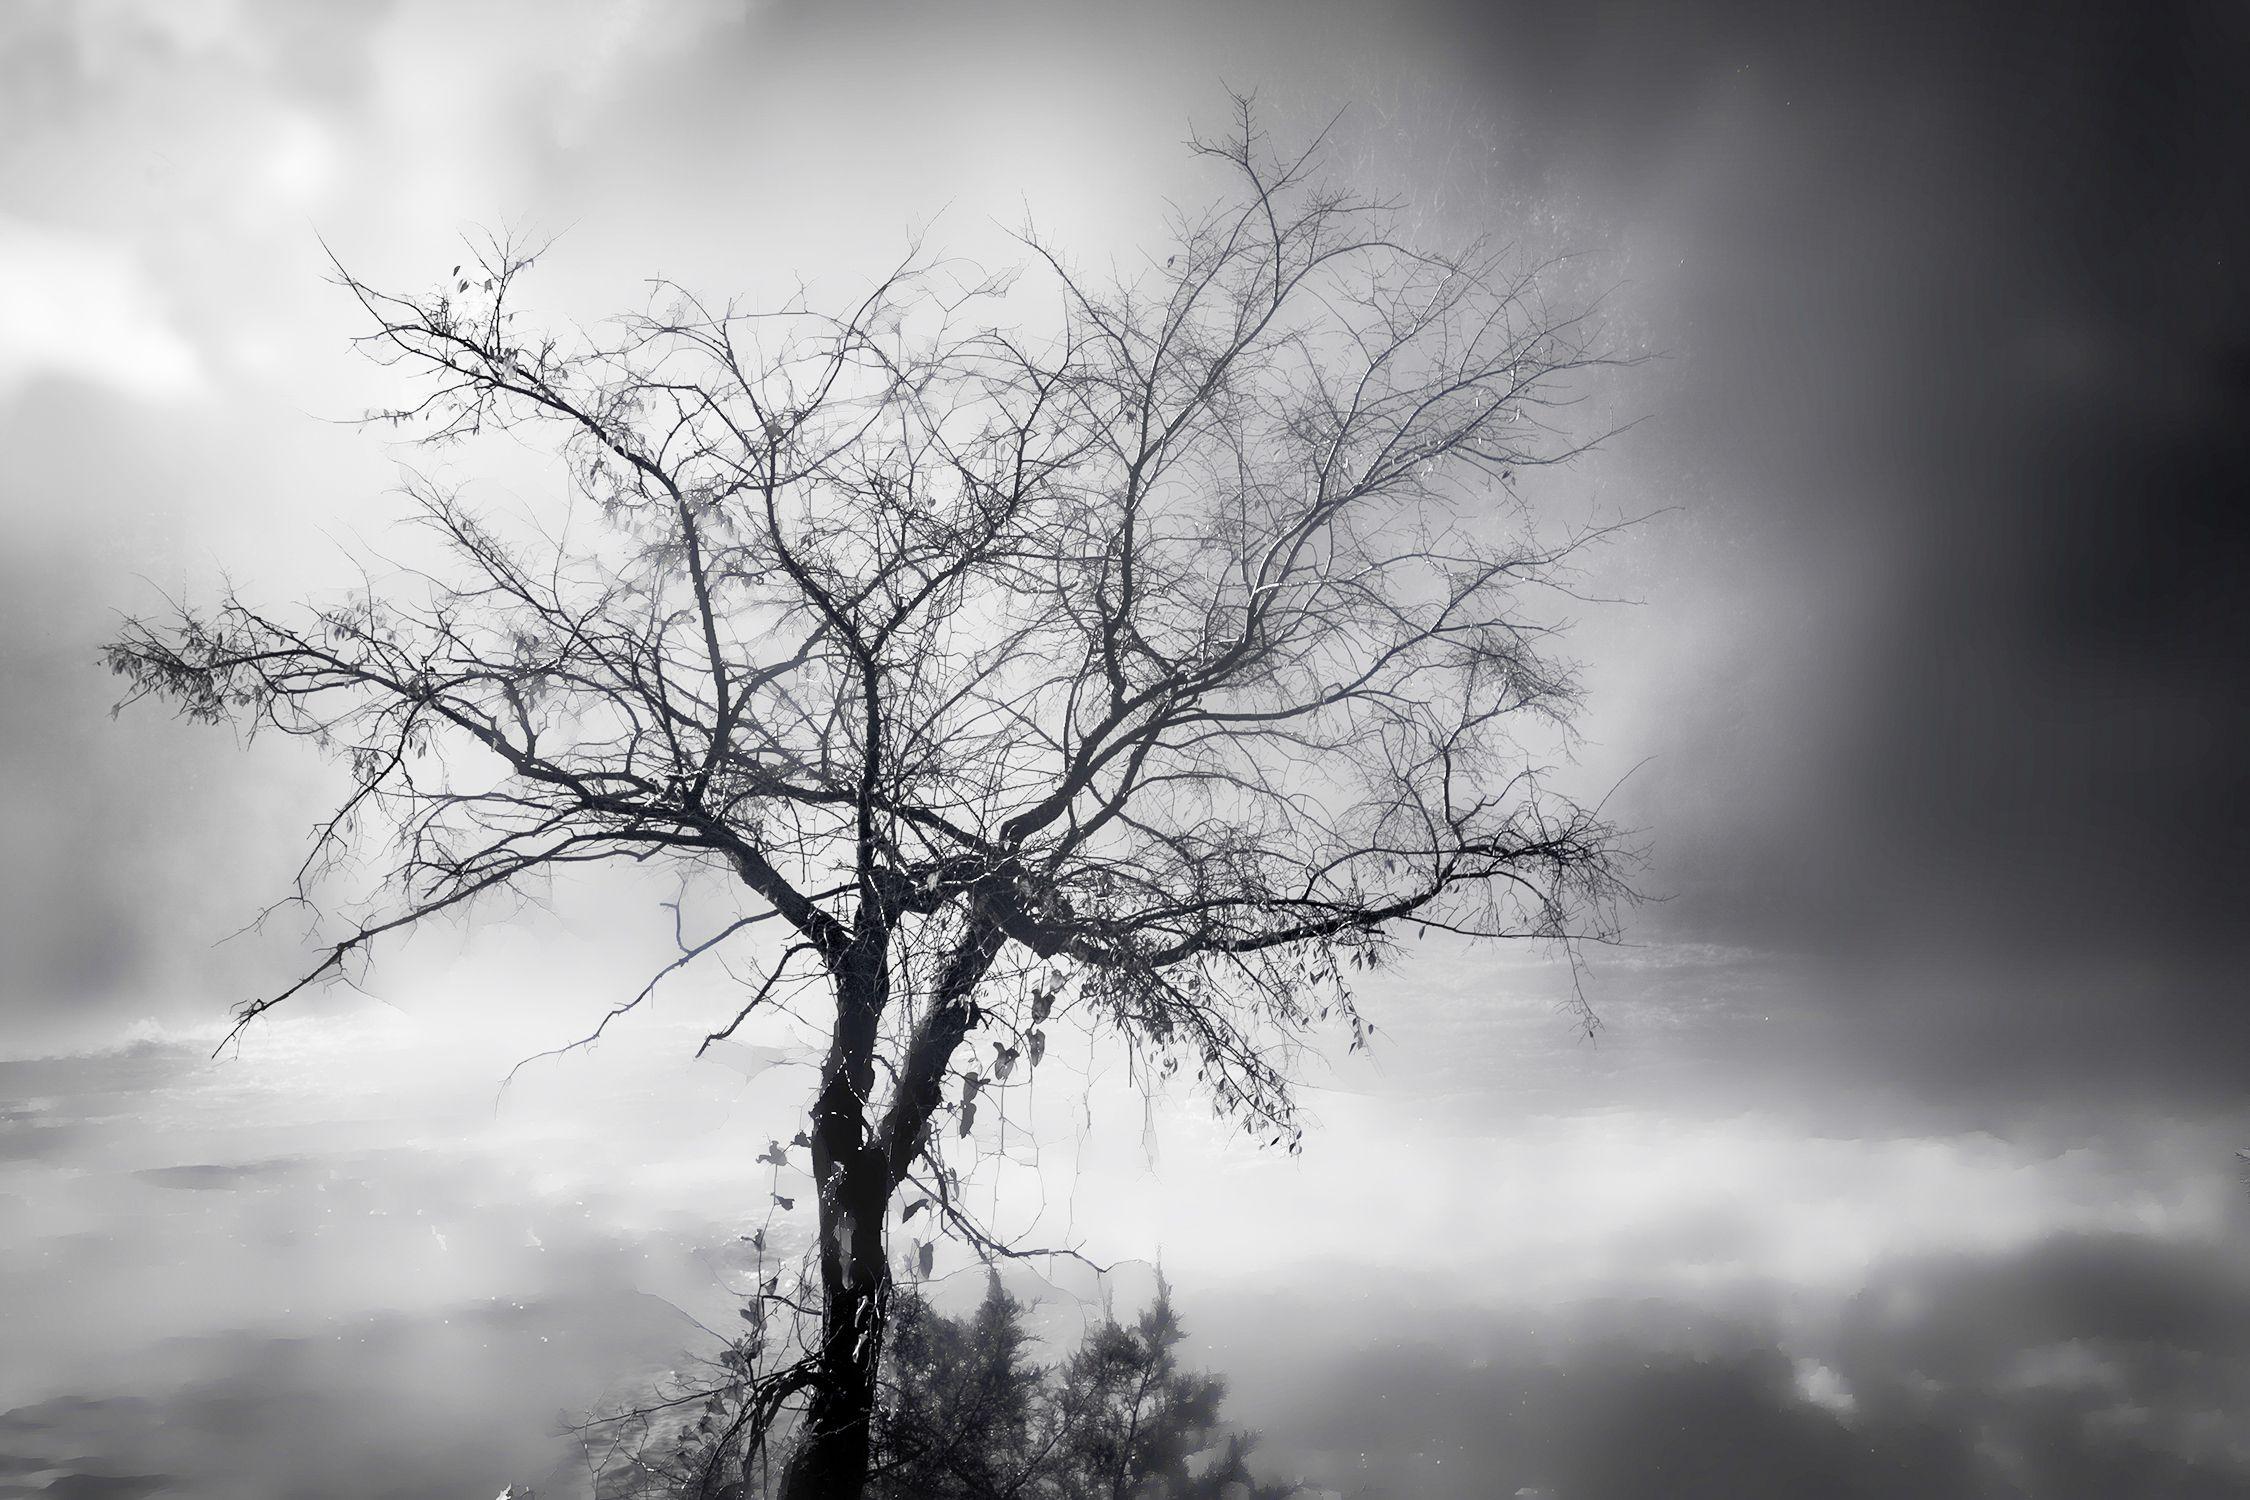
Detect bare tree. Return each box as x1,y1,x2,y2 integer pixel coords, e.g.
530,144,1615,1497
108,103,1633,1500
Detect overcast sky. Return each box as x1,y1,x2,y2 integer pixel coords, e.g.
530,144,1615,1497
3,3,2248,1497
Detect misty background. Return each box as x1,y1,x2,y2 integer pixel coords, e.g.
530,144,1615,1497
3,2,2248,1497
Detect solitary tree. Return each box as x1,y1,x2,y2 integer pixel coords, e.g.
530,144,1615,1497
108,104,1631,1500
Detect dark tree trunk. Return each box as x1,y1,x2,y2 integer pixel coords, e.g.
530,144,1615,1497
778,921,1003,1499
776,1270,886,1500
778,938,895,1500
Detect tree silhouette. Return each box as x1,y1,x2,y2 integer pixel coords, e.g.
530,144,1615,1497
868,1273,1044,1499
1037,1277,1296,1500
872,1272,1306,1500
107,100,1632,1499
599,1270,1304,1499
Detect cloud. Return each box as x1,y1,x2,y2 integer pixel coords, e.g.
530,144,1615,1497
1086,1025,2248,1306
1454,0,2250,1098
0,219,201,400
1195,1228,2250,1499
0,1293,697,1500
4,998,2246,1496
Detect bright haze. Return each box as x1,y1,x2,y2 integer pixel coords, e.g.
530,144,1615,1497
3,4,2247,1498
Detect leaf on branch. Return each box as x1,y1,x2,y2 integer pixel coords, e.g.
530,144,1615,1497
902,1198,929,1221
916,1240,934,1279
958,1100,976,1137
757,1139,789,1167
772,1193,793,1210
993,1044,1019,1081
1027,1029,1045,1068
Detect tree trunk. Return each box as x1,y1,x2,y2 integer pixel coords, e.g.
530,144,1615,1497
775,1261,886,1500
778,921,1002,1498
778,939,895,1500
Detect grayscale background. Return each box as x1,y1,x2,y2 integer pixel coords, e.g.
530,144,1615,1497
2,3,2246,1497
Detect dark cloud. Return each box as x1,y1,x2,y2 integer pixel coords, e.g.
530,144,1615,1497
1199,1228,2250,1499
0,1398,172,1500
0,1294,698,1500
134,1157,310,1191
1384,1,2250,1094
31,1233,2245,1500
22,1476,171,1500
